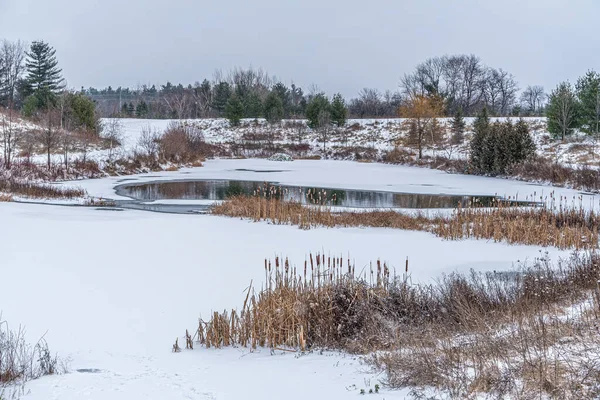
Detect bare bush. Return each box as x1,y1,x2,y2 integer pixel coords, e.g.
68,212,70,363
0,317,62,397
137,125,161,158
100,118,124,162
158,122,208,163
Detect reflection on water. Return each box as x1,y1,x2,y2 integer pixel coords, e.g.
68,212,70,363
116,180,511,209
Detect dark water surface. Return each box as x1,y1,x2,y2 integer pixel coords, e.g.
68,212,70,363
114,179,524,212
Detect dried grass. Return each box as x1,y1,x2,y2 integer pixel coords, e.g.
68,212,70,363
0,179,85,199
212,195,599,250
0,317,61,396
188,252,600,398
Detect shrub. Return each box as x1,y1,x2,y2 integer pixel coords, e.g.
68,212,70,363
158,122,208,163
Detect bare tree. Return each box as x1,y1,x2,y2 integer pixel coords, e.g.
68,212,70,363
38,108,62,169
101,118,124,161
399,94,444,159
76,129,98,163
483,68,518,115
60,130,75,177
317,110,331,152
520,85,546,116
137,125,161,158
0,40,26,107
1,107,22,169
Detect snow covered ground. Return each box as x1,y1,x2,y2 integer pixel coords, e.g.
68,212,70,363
3,114,599,399
0,185,573,399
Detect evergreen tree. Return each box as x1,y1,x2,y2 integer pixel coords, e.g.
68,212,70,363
212,82,231,115
469,107,490,171
547,82,580,140
136,100,149,118
271,82,291,117
243,92,263,118
305,94,331,129
449,108,466,145
263,91,284,124
127,102,135,116
330,93,348,127
23,41,64,109
514,118,536,161
121,103,129,117
576,70,600,137
65,92,97,131
225,93,244,127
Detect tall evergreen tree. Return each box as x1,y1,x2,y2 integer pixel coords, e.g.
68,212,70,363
243,91,263,118
330,93,348,127
271,82,291,117
576,70,600,137
263,91,284,124
225,93,244,127
306,94,331,129
547,82,580,140
136,100,149,118
24,41,63,108
212,82,231,115
469,107,490,170
514,118,536,161
449,108,466,145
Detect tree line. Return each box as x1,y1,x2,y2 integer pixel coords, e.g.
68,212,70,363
0,39,97,170
83,55,551,120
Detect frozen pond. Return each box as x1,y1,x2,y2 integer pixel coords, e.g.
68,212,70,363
114,179,534,212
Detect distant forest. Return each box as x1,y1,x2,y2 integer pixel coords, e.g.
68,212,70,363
83,55,547,119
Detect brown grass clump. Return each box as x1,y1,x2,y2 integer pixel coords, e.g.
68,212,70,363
196,253,394,352
0,194,12,202
188,252,600,398
0,179,85,199
212,195,599,250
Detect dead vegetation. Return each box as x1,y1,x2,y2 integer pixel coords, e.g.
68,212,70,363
0,317,61,397
0,178,84,199
186,251,600,398
212,195,599,250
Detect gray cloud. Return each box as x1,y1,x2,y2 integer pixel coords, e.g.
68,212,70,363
1,0,598,97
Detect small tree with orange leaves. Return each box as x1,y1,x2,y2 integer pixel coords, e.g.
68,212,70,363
398,94,444,159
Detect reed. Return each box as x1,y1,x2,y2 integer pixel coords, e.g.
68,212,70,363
212,193,600,250
189,252,600,398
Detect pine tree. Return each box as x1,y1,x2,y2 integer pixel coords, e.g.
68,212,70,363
24,41,64,108
271,82,291,117
136,101,149,118
449,108,466,145
225,93,244,127
212,82,231,114
243,92,263,118
127,102,135,116
121,103,129,117
547,82,580,140
330,93,348,127
469,107,490,171
306,94,331,129
514,118,536,161
263,91,284,124
575,70,600,137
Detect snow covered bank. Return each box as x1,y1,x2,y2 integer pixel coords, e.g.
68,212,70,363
0,201,569,399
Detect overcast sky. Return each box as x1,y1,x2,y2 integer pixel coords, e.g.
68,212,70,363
1,0,598,98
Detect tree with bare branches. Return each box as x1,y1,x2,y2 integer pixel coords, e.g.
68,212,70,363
399,94,444,159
